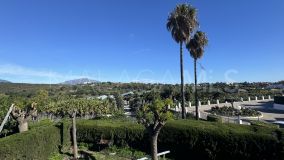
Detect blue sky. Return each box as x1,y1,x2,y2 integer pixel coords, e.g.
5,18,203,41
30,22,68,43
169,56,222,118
0,0,283,84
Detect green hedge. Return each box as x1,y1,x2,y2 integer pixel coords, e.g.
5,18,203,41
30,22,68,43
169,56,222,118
250,120,279,129
76,120,147,150
159,120,284,160
76,119,284,160
275,96,284,105
1,119,283,160
0,122,61,160
207,114,222,123
60,120,72,153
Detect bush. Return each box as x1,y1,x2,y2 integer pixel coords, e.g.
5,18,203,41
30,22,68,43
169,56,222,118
250,121,279,129
186,112,196,119
0,122,61,160
207,114,222,123
76,120,147,151
105,145,146,159
58,120,72,153
210,106,261,117
76,119,284,160
159,120,284,160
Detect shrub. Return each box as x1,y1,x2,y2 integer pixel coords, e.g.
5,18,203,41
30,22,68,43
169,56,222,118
76,119,284,160
210,106,261,117
105,145,146,159
58,120,72,153
207,114,222,123
250,121,279,129
76,120,147,151
159,120,284,160
186,112,196,119
0,122,61,160
48,153,65,160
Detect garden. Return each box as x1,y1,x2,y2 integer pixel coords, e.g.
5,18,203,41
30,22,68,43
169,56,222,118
209,106,262,117
1,118,284,160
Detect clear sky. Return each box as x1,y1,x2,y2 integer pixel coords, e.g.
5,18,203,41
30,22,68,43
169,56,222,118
0,0,283,84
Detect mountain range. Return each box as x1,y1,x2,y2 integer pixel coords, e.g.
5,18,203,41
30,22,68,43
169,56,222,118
0,79,11,83
60,78,100,85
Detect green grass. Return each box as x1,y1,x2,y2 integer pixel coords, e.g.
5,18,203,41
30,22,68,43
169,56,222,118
48,153,65,160
91,152,129,160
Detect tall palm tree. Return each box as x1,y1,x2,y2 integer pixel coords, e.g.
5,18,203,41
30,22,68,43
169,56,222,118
186,31,208,120
167,4,198,119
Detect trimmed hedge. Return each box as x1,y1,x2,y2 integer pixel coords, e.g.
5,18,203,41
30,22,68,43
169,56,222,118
0,122,61,160
275,96,284,105
60,120,72,152
1,119,283,160
159,120,284,160
76,119,284,160
250,120,280,129
207,114,222,123
76,120,147,151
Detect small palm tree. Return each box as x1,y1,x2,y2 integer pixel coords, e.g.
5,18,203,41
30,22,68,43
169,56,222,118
167,4,198,119
186,31,208,120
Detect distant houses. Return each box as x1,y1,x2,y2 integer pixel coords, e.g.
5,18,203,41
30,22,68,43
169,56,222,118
121,91,134,97
97,95,114,100
266,84,284,89
90,91,134,101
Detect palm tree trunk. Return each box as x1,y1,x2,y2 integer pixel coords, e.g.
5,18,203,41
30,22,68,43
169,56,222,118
180,42,186,119
72,112,78,159
194,59,199,120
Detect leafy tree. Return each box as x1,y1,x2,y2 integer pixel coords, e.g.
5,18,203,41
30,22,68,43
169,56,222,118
0,94,11,122
160,85,174,99
186,31,208,120
129,94,143,112
114,93,124,109
167,4,198,118
31,90,49,112
143,91,160,103
136,99,173,160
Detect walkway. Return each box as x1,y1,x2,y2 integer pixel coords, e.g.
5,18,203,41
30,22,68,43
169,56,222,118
178,99,284,122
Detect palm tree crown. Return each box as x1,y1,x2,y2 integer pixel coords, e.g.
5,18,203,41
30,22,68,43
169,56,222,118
166,4,199,43
187,31,208,59
166,3,199,119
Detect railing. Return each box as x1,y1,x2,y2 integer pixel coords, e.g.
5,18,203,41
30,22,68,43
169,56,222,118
172,95,274,112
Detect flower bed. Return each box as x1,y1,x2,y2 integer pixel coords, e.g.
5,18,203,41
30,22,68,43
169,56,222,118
209,106,261,117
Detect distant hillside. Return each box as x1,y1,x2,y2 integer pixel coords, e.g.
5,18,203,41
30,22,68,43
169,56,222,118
0,79,11,83
61,78,99,85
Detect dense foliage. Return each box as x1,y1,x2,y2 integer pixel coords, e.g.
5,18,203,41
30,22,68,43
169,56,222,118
76,120,146,150
210,106,261,117
0,121,61,160
0,82,282,110
1,119,283,160
250,120,280,129
75,119,284,160
207,114,222,122
0,91,119,137
159,120,284,160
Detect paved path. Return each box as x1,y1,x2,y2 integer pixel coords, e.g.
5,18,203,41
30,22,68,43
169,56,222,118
185,100,284,122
